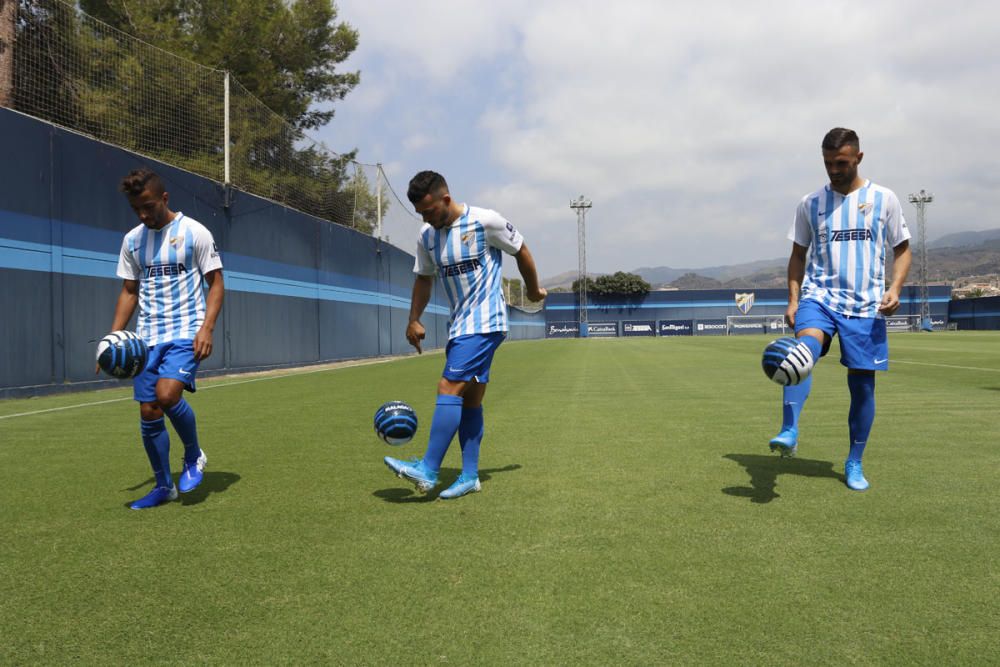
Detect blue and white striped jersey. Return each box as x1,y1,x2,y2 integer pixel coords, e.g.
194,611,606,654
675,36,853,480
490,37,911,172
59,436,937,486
414,205,524,339
789,180,910,317
117,212,223,346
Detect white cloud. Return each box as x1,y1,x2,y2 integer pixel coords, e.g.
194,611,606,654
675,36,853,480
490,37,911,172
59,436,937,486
331,0,1000,278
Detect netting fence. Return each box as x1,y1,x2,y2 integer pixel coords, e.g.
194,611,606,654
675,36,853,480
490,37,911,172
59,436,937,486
1,0,414,234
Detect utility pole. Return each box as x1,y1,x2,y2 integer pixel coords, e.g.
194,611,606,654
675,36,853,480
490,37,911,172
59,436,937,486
570,195,592,337
375,163,383,240
907,189,933,331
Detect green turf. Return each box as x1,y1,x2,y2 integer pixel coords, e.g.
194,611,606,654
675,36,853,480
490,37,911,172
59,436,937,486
2,333,999,665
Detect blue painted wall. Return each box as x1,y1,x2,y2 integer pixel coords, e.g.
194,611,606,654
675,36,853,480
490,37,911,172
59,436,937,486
507,306,547,341
949,295,1000,330
1,109,542,397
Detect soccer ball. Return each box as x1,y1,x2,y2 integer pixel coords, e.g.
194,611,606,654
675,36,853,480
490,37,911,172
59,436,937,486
96,330,148,379
373,401,418,446
761,336,814,386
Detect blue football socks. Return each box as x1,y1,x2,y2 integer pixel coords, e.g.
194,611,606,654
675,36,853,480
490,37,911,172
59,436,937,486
140,417,172,488
422,395,465,472
164,398,202,465
847,373,876,461
458,406,484,477
781,375,812,433
779,335,823,431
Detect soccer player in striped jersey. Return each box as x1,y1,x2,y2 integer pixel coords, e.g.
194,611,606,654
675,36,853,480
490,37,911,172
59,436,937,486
384,171,546,499
770,128,911,491
108,169,224,509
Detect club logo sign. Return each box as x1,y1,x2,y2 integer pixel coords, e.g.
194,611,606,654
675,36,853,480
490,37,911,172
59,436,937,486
735,292,755,315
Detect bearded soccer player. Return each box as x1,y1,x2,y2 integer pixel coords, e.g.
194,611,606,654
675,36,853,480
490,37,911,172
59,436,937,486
769,128,911,491
384,171,546,499
108,169,224,509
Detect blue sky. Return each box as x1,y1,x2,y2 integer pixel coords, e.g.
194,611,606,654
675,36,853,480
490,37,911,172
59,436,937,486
318,0,1000,280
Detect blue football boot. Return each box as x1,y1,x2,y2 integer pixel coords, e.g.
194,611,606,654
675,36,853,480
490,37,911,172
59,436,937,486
844,459,870,491
396,461,437,493
768,427,798,458
439,473,482,500
178,451,207,493
130,485,178,510
384,456,421,476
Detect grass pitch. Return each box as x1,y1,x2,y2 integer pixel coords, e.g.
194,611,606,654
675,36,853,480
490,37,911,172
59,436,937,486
2,333,999,665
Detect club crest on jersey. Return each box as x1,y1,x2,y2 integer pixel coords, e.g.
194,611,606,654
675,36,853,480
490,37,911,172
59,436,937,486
858,202,873,215
169,236,182,247
735,292,755,315
460,231,476,247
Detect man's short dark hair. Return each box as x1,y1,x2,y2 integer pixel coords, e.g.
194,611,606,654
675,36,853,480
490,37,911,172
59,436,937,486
822,127,860,152
407,170,448,204
119,168,165,197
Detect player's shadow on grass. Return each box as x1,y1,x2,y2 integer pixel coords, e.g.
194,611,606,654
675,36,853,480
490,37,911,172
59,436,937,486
123,471,241,508
373,463,522,503
722,454,842,504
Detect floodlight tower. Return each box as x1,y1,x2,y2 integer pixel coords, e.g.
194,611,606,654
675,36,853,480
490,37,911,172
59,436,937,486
907,189,933,330
570,195,592,337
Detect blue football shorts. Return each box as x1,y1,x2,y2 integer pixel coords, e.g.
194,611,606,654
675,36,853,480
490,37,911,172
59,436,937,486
133,338,200,402
442,332,507,383
794,299,888,371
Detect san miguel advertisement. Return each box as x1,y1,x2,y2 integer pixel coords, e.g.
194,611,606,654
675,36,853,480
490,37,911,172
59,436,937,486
546,321,579,338
587,322,619,337
658,320,693,336
622,321,655,337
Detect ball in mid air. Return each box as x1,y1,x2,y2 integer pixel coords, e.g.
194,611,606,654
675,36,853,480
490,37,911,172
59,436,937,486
762,336,814,386
96,330,148,379
374,401,418,445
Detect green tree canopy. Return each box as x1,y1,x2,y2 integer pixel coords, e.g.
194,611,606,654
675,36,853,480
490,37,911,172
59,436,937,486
79,0,359,131
12,1,373,228
592,272,651,298
571,272,650,299
571,276,596,296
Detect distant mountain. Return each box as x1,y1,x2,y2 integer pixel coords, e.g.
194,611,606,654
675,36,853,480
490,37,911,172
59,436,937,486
541,231,1000,290
929,228,1000,249
923,239,1000,280
668,272,722,289
631,257,786,285
541,270,605,290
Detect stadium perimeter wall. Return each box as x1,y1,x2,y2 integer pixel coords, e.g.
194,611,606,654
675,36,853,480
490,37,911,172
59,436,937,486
0,109,543,398
948,295,1000,330
543,286,953,337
